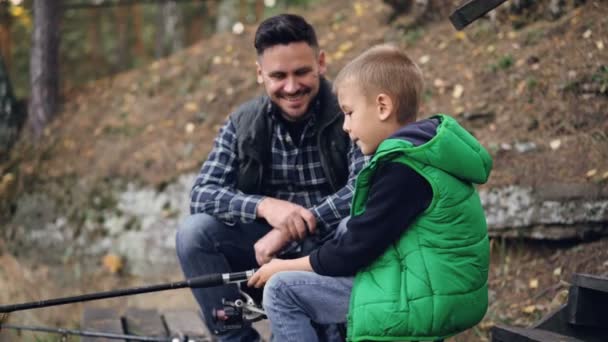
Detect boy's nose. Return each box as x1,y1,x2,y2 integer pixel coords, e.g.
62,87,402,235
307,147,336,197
342,118,350,133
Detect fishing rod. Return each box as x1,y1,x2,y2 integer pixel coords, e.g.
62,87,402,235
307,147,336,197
0,323,183,341
0,269,255,314
0,269,261,340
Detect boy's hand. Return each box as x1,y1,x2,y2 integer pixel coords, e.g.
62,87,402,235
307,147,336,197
247,256,313,288
254,229,291,266
257,197,317,240
247,259,289,288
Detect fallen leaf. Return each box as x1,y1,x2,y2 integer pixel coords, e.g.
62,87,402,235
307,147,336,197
184,102,199,112
516,80,527,95
582,29,592,39
586,169,597,178
102,254,123,274
452,84,464,99
553,267,562,276
549,139,561,150
529,278,539,289
185,123,195,134
338,41,354,53
522,305,537,314
454,31,467,41
419,55,430,64
353,2,364,17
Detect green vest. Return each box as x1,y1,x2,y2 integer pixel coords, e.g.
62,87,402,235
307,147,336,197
347,115,492,341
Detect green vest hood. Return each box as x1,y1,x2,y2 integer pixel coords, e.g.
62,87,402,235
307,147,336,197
379,114,492,185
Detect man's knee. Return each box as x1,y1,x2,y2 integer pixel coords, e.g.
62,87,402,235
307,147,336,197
176,213,223,256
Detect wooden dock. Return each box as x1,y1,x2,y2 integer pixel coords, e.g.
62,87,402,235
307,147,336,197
81,306,271,341
81,307,212,341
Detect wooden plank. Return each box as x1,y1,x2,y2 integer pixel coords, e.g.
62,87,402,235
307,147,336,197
533,304,608,342
491,325,585,342
81,306,125,342
163,309,212,341
567,285,608,327
571,273,608,292
123,307,168,338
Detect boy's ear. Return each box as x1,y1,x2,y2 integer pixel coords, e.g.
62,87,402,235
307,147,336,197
376,93,394,121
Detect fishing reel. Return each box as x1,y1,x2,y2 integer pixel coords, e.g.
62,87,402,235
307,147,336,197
212,289,266,331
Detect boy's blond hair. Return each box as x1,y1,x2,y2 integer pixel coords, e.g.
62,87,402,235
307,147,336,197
334,44,423,123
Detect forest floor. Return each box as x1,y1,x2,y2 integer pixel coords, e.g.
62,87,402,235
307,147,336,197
1,0,608,341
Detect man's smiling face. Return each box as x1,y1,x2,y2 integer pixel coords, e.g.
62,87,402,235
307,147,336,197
257,42,326,121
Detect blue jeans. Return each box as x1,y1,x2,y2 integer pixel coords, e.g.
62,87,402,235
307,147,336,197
263,272,353,342
262,219,353,342
176,214,270,342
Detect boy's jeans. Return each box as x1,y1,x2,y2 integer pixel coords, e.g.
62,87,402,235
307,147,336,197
263,272,354,342
263,219,354,342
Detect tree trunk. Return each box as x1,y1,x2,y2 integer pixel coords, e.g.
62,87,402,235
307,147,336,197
87,7,103,76
0,54,23,156
216,0,238,33
114,4,130,71
255,0,264,22
29,0,61,138
131,4,145,59
0,2,11,71
156,0,183,58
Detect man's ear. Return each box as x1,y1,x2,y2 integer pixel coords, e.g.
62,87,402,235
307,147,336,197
317,50,327,75
256,61,263,84
376,93,394,121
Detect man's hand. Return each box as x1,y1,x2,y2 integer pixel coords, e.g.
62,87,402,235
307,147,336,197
254,229,291,266
257,197,317,240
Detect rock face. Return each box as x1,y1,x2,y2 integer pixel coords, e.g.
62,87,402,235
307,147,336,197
5,176,608,278
481,184,608,239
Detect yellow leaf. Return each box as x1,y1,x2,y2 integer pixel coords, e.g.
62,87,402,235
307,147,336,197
338,41,353,53
454,31,467,41
185,122,195,134
452,84,464,99
522,305,537,314
184,102,199,113
529,278,539,289
102,254,123,274
553,267,562,276
353,2,364,17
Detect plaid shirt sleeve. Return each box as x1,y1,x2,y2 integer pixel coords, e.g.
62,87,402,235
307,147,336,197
189,118,264,224
310,141,368,236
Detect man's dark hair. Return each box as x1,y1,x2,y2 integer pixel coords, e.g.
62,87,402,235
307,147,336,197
254,14,319,55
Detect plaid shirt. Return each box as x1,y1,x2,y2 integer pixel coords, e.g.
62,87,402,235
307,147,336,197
190,110,366,236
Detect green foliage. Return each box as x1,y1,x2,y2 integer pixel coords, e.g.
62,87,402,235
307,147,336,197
7,0,318,100
402,28,424,45
591,65,608,94
489,54,514,72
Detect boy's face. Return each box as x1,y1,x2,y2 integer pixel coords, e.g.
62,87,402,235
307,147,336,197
256,42,327,121
338,82,393,155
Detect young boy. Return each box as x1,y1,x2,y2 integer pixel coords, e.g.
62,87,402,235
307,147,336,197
248,44,493,342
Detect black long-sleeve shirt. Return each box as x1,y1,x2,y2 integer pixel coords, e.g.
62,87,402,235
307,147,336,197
309,161,433,276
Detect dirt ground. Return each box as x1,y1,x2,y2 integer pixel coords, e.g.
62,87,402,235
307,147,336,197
1,0,607,341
